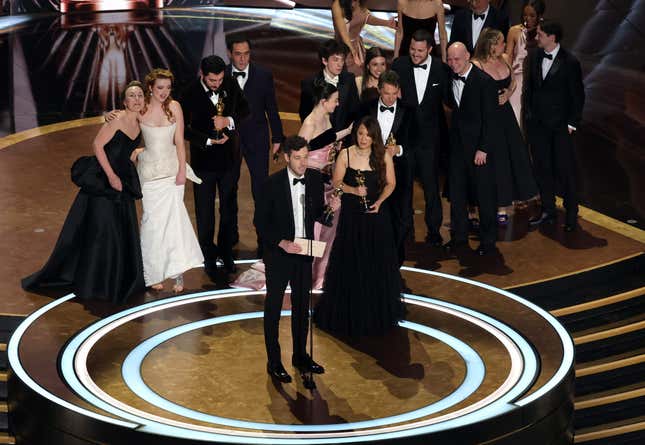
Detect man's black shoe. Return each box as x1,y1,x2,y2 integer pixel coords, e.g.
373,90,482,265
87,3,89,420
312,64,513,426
267,362,292,383
475,243,495,256
443,239,468,253
292,354,325,374
528,212,556,226
426,233,444,247
222,255,237,274
564,223,577,233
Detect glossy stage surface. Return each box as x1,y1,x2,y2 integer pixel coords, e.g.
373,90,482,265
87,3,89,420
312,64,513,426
4,119,644,445
1,2,645,444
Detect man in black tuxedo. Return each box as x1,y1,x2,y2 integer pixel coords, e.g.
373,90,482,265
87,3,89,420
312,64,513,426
525,21,585,232
392,28,450,247
449,0,509,54
445,42,498,255
181,55,249,278
299,39,359,133
255,136,338,383
226,35,284,255
357,70,412,266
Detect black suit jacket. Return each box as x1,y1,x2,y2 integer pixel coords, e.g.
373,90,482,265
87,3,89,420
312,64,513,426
449,6,509,54
445,64,497,157
254,168,325,259
299,71,359,131
180,77,249,172
226,63,284,146
391,55,449,150
358,98,411,151
523,47,585,130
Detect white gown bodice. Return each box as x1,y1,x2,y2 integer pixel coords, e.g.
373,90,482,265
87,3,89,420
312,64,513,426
138,122,201,184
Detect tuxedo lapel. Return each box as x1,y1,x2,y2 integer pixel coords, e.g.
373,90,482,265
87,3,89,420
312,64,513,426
544,50,564,83
407,61,420,105
391,100,404,134
534,52,544,87
465,11,474,49
282,169,295,236
245,63,255,93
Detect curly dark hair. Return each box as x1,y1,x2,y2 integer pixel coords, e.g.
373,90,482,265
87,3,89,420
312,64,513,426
354,115,386,192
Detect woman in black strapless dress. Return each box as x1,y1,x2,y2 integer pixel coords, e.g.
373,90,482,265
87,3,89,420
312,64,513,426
22,82,146,304
473,28,538,224
314,116,404,337
395,0,448,61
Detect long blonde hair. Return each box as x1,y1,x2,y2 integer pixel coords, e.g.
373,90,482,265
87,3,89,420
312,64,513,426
473,28,503,63
143,68,175,122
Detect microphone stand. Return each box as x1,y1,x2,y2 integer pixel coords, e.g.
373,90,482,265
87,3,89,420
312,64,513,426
300,192,316,390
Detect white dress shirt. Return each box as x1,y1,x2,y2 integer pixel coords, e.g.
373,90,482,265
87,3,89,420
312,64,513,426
232,64,249,90
452,63,473,107
471,6,490,49
287,168,306,239
323,69,339,87
201,79,236,145
541,44,560,80
377,99,403,156
413,55,431,104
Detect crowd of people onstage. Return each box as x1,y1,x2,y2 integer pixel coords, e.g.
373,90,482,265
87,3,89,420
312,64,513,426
21,0,585,379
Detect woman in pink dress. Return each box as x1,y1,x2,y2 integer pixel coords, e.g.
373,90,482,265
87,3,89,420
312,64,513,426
506,0,545,128
231,81,351,290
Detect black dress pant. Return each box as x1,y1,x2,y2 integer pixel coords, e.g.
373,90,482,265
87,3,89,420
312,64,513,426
193,168,237,268
232,135,271,247
390,155,412,266
449,146,497,245
264,251,312,365
528,122,579,224
407,146,443,238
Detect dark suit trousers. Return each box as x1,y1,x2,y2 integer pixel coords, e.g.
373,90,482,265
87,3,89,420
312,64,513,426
528,122,579,224
408,146,443,237
193,168,238,266
264,252,311,364
390,155,411,266
449,147,497,245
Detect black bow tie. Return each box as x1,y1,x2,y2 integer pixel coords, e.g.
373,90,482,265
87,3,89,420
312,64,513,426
542,52,553,60
380,105,394,113
474,13,485,20
293,177,305,185
413,63,427,70
233,71,246,78
454,75,467,83
208,89,217,97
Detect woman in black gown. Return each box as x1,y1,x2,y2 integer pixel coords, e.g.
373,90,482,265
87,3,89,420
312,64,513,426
314,116,404,337
472,28,538,224
22,81,146,303
395,0,448,61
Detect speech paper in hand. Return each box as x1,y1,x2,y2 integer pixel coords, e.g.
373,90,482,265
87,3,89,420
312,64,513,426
294,238,326,258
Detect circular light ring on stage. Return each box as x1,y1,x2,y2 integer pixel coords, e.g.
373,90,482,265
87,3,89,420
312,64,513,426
119,311,487,432
58,289,538,441
9,266,574,444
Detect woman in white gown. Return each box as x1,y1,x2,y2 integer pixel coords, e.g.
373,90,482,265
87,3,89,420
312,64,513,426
134,69,204,292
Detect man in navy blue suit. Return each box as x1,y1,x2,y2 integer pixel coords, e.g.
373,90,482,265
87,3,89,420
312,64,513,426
226,35,285,256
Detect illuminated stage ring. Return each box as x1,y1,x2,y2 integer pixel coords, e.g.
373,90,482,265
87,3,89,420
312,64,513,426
61,291,537,440
9,264,574,444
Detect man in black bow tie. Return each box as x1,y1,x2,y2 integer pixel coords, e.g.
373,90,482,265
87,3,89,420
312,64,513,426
449,0,509,54
180,55,249,280
445,42,498,255
524,20,585,232
226,35,284,257
392,28,450,248
299,39,359,137
255,136,340,383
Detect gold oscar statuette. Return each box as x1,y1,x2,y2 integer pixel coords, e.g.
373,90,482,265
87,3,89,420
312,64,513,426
386,132,396,147
214,96,225,139
355,169,370,212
